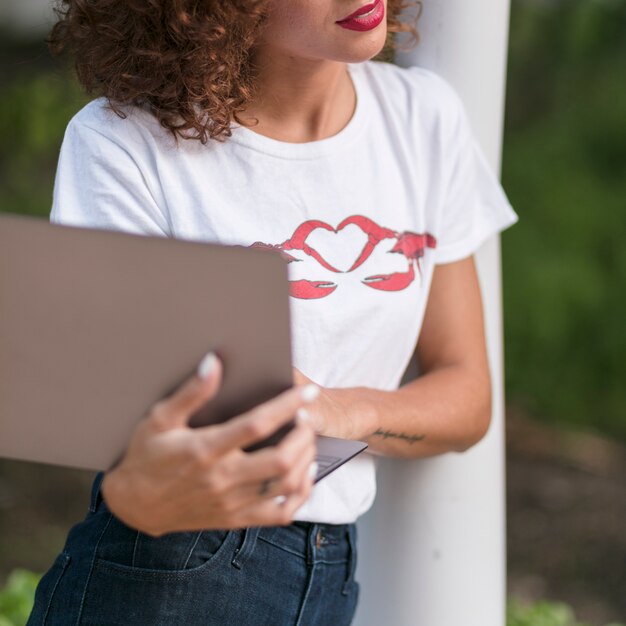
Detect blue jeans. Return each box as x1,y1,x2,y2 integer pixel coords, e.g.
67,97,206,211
27,472,360,625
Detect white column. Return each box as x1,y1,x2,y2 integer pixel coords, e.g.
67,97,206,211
353,2,512,625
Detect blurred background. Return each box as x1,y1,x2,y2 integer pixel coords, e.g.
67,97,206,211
0,1,624,625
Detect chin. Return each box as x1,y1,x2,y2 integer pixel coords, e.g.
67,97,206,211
334,34,388,64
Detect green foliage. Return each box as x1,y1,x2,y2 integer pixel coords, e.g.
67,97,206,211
502,0,626,440
0,570,41,626
507,598,625,626
0,69,87,217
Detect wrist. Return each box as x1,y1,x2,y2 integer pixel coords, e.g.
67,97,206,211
101,468,143,530
100,468,124,514
343,386,381,441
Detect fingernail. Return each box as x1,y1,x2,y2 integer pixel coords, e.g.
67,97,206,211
308,461,318,480
300,384,319,403
274,495,287,506
197,352,217,380
296,407,310,423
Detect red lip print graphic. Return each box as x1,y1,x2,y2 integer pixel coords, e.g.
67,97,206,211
250,215,436,299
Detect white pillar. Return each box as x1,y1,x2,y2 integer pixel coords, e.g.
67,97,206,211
354,2,512,625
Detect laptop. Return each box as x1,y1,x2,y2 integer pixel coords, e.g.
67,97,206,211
0,213,367,483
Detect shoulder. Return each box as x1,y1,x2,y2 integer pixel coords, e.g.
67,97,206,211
64,98,175,155
355,60,467,134
358,60,464,108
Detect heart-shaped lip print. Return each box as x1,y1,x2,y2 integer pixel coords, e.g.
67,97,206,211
281,215,397,273
304,223,368,273
248,215,437,298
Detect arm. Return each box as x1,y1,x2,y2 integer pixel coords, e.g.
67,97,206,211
308,73,516,458
51,111,170,236
296,254,492,459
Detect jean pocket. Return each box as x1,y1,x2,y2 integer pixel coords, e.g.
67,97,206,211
96,513,238,578
81,526,239,626
27,551,71,625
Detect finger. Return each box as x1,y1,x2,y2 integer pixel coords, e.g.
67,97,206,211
258,443,316,500
176,441,314,530
229,420,316,486
292,368,309,386
187,424,314,522
148,352,223,430
195,382,319,456
232,476,314,528
226,457,315,516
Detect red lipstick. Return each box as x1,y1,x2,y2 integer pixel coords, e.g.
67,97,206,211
336,0,385,32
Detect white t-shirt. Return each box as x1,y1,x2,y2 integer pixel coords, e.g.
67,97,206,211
51,60,518,524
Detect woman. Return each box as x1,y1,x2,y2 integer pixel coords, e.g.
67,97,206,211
28,0,518,624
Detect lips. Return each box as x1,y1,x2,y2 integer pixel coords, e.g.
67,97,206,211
249,215,437,300
336,0,385,31
282,216,396,273
337,0,380,22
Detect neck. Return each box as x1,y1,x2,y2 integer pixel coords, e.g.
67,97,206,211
240,49,357,143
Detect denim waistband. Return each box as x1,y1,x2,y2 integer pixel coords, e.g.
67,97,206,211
264,520,353,560
89,471,358,593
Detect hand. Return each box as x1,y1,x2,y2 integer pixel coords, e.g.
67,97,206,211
292,368,371,441
101,353,319,537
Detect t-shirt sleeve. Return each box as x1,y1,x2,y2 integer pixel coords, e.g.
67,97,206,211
51,114,170,236
431,77,518,265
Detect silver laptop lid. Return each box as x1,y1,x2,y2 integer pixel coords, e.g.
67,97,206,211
0,213,293,471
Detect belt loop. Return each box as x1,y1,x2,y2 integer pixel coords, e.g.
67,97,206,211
306,523,317,567
341,523,358,596
231,526,260,570
88,471,106,514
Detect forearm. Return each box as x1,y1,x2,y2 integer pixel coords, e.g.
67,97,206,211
348,363,492,459
298,258,493,459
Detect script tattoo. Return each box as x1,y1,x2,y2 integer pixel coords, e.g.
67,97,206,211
372,428,425,445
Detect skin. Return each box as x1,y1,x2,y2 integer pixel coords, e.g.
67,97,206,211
102,0,491,535
241,0,389,141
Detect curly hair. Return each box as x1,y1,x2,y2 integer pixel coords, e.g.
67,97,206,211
48,0,421,143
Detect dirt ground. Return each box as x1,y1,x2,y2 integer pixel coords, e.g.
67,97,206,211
506,409,626,625
1,410,624,625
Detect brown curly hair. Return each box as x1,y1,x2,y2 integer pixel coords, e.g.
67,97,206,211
49,0,421,143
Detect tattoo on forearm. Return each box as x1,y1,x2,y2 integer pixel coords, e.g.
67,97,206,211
372,428,425,444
